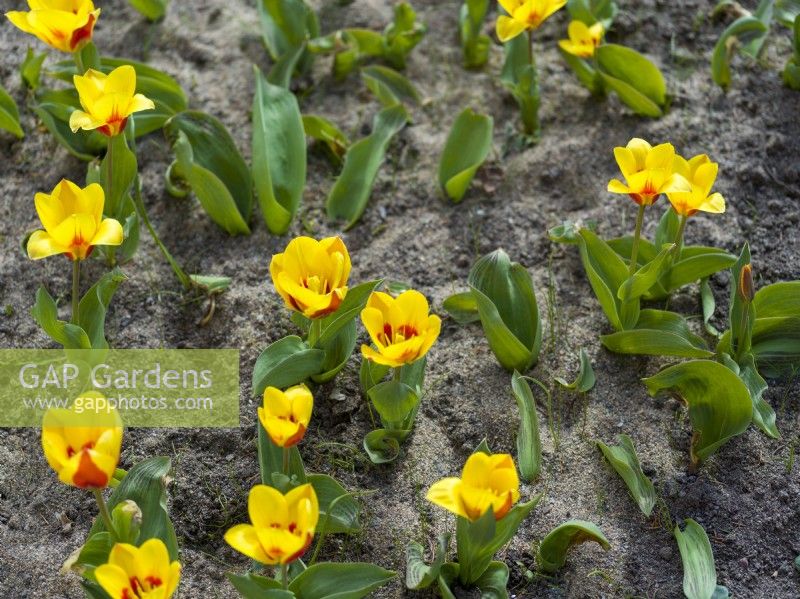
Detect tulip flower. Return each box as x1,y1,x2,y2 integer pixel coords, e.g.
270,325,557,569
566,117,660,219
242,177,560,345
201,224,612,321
607,139,691,207
496,0,567,42
69,65,155,137
258,385,313,448
27,179,123,262
41,398,123,489
5,0,100,53
666,154,726,218
360,290,441,368
558,20,604,58
739,263,755,303
270,236,351,319
225,484,319,566
426,452,521,521
95,539,181,599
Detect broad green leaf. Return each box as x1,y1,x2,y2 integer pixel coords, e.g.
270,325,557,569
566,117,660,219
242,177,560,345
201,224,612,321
361,65,421,107
753,281,800,317
95,132,138,220
720,353,779,438
258,423,307,486
743,316,800,377
560,49,605,95
309,29,384,79
269,44,306,89
258,0,318,75
567,0,618,28
127,0,169,20
643,360,753,465
289,562,396,599
363,428,409,464
308,473,361,534
776,0,800,27
601,309,713,358
368,380,419,425
67,531,113,578
33,96,104,160
666,247,737,292
406,533,450,590
252,66,306,235
596,44,666,117
81,580,112,599
511,371,542,482
438,108,493,202
251,336,326,396
711,16,768,89
227,572,294,599
460,0,490,68
0,83,23,139
78,268,126,349
359,359,391,393
89,457,178,559
576,228,632,330
303,114,349,164
473,561,509,599
555,348,596,392
741,0,775,57
442,291,480,323
437,563,460,599
618,243,675,301
382,2,427,70
597,434,657,517
700,278,721,337
310,319,356,384
326,104,408,228
536,520,610,573
21,47,47,90
675,519,719,599
31,286,92,349
312,279,383,347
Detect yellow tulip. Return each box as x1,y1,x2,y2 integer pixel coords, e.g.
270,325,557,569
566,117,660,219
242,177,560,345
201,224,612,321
95,538,181,599
69,65,155,137
258,385,313,448
558,20,603,58
496,0,567,42
27,179,123,261
270,236,351,319
666,154,726,217
360,290,441,368
225,484,319,566
41,396,123,489
426,452,521,521
607,138,691,206
6,0,99,53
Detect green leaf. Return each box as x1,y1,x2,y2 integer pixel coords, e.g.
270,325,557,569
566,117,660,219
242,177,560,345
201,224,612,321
468,250,541,372
289,562,396,599
310,319,356,384
721,353,779,438
776,0,800,27
567,0,618,28
258,0,318,78
500,34,540,136
32,93,105,160
510,371,542,482
643,360,753,465
438,108,493,203
127,0,169,20
618,243,675,301
700,278,721,337
31,286,91,349
252,336,326,396
743,316,800,377
406,533,450,590
78,268,127,349
252,66,307,235
21,47,47,90
712,16,768,89
536,520,610,573
258,424,307,486
303,114,349,164
727,243,754,361
363,428,409,464
0,83,23,139
227,572,295,599
326,105,407,228
89,457,178,559
597,434,657,517
596,44,666,117
460,0,490,68
601,309,713,358
560,49,605,95
308,473,361,534
555,348,596,392
368,380,419,425
473,561,509,599
753,281,800,317
665,247,737,292
443,291,480,323
361,65,421,107
382,2,427,70
312,279,383,347
359,358,391,393
675,519,719,599
96,133,138,220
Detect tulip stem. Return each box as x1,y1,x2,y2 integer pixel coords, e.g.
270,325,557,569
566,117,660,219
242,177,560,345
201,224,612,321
629,204,646,276
282,447,289,476
73,51,85,75
71,259,81,325
92,488,118,541
528,29,533,67
280,563,289,590
673,214,688,260
105,138,117,267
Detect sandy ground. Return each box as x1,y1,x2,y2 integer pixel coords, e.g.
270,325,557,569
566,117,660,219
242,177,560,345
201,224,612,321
1,0,799,597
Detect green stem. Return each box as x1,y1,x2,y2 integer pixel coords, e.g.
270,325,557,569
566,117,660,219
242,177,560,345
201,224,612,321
105,137,117,267
392,367,402,383
280,563,289,590
71,259,81,325
308,318,322,347
92,488,117,541
282,447,289,476
528,29,534,67
673,214,688,259
629,203,646,276
73,50,85,74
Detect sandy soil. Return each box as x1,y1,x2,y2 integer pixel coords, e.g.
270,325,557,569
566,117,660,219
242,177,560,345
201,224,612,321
1,0,799,597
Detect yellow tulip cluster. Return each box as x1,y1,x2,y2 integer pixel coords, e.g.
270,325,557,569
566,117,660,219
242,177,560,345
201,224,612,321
496,0,567,42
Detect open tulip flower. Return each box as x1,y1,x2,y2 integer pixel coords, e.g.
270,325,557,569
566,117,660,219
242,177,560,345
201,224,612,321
27,179,123,261
5,0,100,53
258,384,313,448
607,138,691,207
427,452,521,521
69,65,155,137
225,484,319,566
95,538,181,599
361,290,441,368
270,236,351,319
667,154,726,217
41,399,123,489
559,20,604,58
496,0,567,42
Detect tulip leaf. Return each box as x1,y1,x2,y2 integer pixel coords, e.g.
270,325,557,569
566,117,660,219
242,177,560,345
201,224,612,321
601,309,713,358
0,83,23,139
665,247,737,292
643,360,753,465
618,243,675,301
510,371,542,482
32,95,105,160
382,2,427,70
68,531,113,578
311,319,357,384
711,16,769,89
309,29,385,79
289,562,396,599
596,44,666,117
567,0,618,27
473,561,510,599
406,533,450,590
438,108,493,203
442,291,480,324
674,519,724,599
459,0,490,68
720,353,779,438
258,0,318,77
361,65,421,107
31,286,92,350
252,336,326,396
93,132,138,224
311,279,383,348
127,0,169,21
21,47,47,90
359,359,391,393
363,428,409,464
77,268,127,350
537,520,610,573
501,34,540,136
89,457,179,560
700,278,721,337
258,424,307,487
307,473,361,534
555,348,596,392
227,572,295,599
468,250,542,372
597,434,657,517
368,380,419,425
727,243,755,361
326,105,408,228
252,66,306,235
303,115,350,164
560,49,606,95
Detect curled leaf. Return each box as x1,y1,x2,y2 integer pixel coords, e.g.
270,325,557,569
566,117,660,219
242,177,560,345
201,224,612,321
438,108,493,203
555,348,596,392
674,519,721,599
536,520,610,573
597,434,656,517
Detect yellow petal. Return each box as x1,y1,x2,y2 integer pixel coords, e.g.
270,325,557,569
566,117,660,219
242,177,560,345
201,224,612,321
692,161,718,195
6,11,36,36
361,306,388,348
130,93,155,113
496,15,526,42
607,179,631,195
360,344,399,367
27,230,68,260
699,192,725,214
90,218,124,247
69,108,103,132
625,138,652,170
136,538,171,578
225,524,272,564
426,477,468,518
104,65,136,97
497,0,522,15
645,142,675,171
567,19,590,40
95,563,134,599
540,0,568,22
249,484,288,529
661,173,692,194
613,147,638,180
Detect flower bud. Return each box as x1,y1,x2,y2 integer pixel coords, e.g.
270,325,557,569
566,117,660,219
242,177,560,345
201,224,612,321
739,264,755,303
